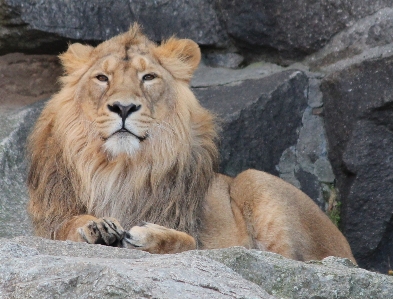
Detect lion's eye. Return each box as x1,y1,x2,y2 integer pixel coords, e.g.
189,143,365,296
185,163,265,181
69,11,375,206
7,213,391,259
142,73,157,81
96,75,109,82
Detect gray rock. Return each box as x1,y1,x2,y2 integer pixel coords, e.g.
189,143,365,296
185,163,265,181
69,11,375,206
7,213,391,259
0,238,273,299
306,7,393,71
217,0,392,61
204,53,245,69
3,0,392,63
321,54,393,273
194,70,308,178
275,79,335,211
307,77,324,108
1,237,393,299
0,0,227,55
0,101,45,238
191,61,284,88
199,247,393,299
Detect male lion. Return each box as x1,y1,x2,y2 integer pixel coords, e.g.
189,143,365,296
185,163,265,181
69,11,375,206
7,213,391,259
27,25,356,263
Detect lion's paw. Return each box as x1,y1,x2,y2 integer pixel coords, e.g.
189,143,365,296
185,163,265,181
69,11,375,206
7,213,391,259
122,222,196,254
78,217,125,246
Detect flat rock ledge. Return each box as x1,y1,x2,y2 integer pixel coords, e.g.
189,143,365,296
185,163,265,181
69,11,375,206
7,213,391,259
0,237,392,299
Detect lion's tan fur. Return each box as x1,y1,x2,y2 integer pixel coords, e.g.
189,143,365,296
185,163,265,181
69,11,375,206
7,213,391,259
27,25,356,263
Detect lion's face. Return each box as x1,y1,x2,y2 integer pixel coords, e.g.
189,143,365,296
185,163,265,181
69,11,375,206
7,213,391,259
82,52,175,156
59,25,201,157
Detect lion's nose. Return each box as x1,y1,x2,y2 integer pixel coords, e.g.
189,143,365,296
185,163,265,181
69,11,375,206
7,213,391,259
108,102,141,123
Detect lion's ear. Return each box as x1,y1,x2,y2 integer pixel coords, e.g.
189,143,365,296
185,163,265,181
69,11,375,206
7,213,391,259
59,43,94,75
154,38,201,82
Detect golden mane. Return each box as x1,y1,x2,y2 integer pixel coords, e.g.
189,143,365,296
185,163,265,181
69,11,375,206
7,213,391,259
27,25,218,240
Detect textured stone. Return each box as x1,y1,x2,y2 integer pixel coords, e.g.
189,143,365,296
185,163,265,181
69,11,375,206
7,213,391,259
0,238,272,299
195,70,308,178
1,238,393,299
275,86,334,211
306,7,393,71
191,61,284,88
204,53,245,69
217,0,392,61
0,100,45,238
3,0,392,63
200,247,393,299
0,0,227,55
322,54,393,273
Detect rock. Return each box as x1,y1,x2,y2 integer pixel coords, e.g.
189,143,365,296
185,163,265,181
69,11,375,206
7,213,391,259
0,0,227,55
321,54,393,273
217,0,392,61
204,53,245,69
0,53,62,111
0,238,273,299
306,7,393,72
191,61,285,88
194,70,308,179
199,247,393,299
195,66,335,210
1,237,393,299
3,1,393,63
0,100,45,238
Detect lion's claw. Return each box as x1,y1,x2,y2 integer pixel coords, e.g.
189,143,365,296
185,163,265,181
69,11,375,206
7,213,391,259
78,217,125,246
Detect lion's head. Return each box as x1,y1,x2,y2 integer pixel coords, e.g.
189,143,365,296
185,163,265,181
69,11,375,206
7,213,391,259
28,25,218,238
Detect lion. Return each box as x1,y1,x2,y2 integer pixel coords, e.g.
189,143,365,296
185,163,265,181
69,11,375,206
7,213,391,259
27,24,356,263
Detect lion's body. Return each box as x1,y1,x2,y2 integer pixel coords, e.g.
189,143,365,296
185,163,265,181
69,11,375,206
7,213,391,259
27,25,355,263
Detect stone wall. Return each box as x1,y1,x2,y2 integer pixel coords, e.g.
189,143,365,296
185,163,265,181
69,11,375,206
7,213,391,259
1,237,392,299
1,0,393,280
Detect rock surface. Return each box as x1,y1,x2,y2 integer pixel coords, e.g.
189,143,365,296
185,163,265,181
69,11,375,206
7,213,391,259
0,0,227,55
215,0,392,61
322,55,393,273
0,101,44,237
196,70,308,178
0,238,273,299
2,0,393,63
1,237,392,299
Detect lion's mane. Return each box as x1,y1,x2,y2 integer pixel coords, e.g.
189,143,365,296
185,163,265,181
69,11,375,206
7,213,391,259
27,25,219,241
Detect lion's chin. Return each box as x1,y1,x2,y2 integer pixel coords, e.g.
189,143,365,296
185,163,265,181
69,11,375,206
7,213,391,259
103,134,141,157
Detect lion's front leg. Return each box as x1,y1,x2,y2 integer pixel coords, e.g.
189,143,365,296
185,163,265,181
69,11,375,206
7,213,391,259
123,223,196,254
55,215,126,246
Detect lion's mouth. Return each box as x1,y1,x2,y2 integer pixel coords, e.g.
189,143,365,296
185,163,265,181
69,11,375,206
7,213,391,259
113,128,147,142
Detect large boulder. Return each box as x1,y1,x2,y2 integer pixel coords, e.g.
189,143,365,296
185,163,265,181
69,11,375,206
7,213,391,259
2,1,393,63
217,0,392,61
195,69,308,178
321,55,393,273
0,238,272,299
1,237,392,299
306,7,393,72
0,100,44,238
0,0,227,55
193,63,335,210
